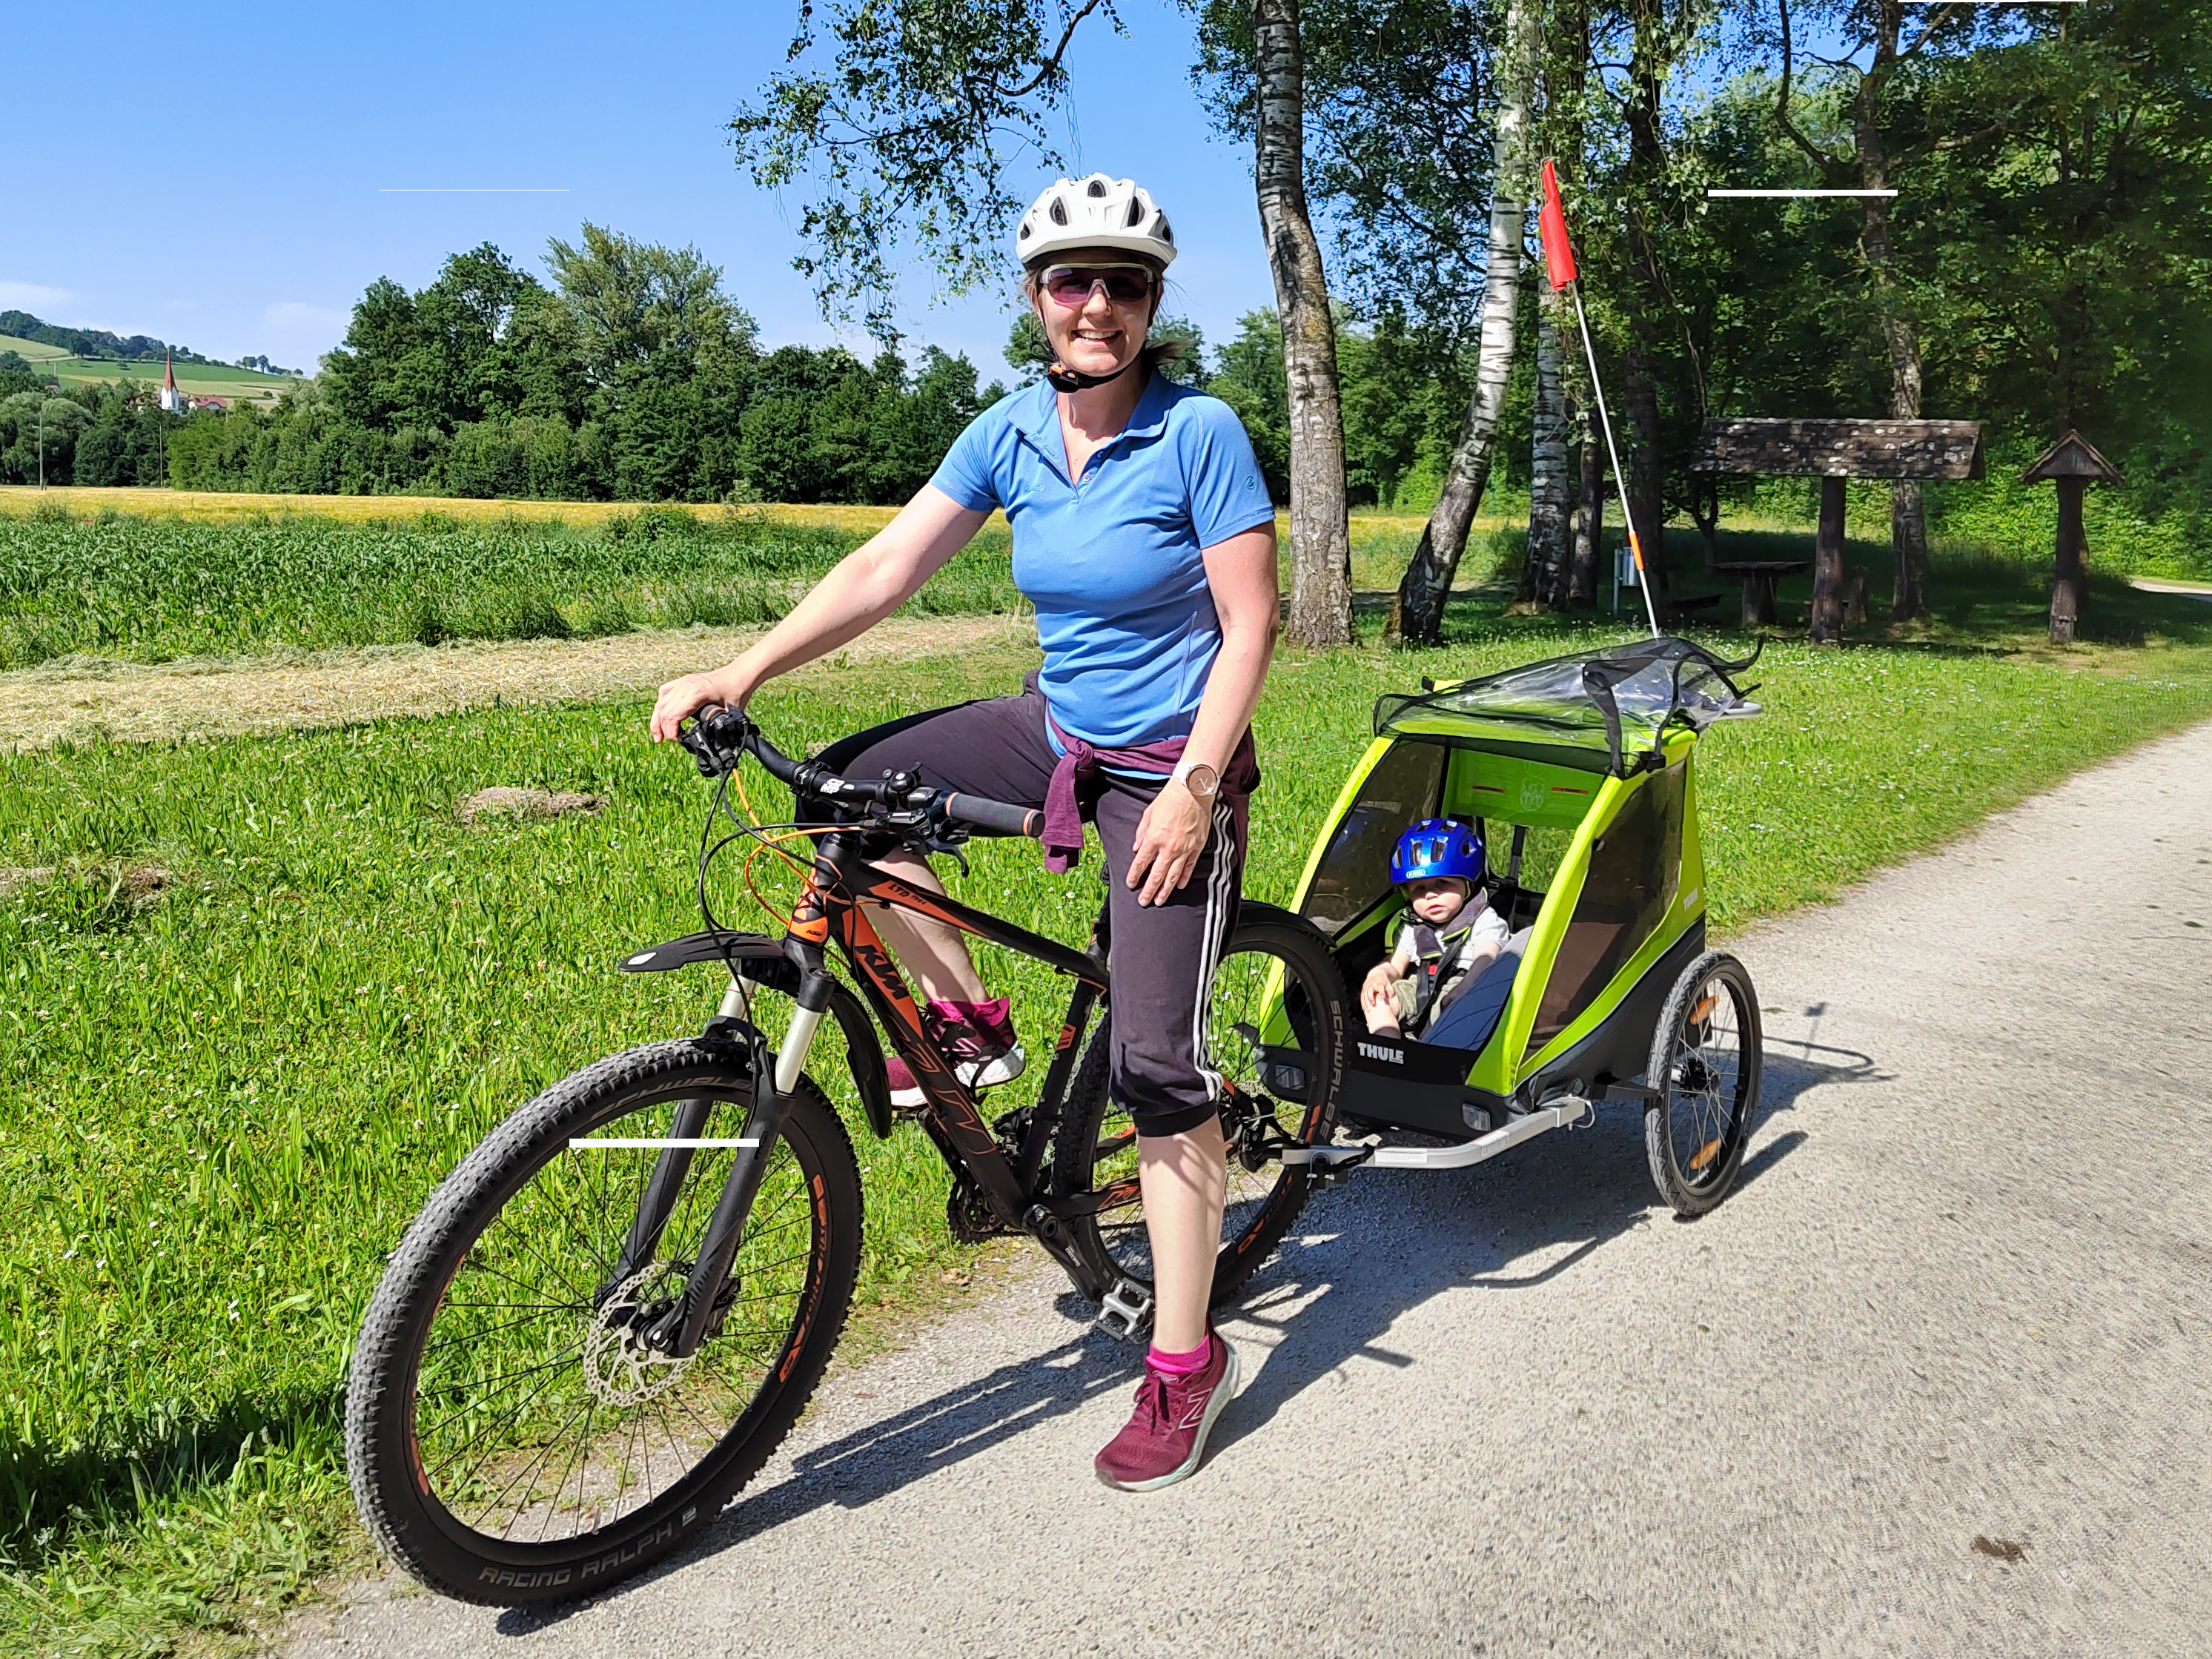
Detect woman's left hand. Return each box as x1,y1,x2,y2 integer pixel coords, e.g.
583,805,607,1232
1127,782,1211,906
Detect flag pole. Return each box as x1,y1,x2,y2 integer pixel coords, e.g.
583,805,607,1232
1567,285,1660,639
1537,156,1661,640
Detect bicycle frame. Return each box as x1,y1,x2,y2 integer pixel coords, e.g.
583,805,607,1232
634,826,1129,1357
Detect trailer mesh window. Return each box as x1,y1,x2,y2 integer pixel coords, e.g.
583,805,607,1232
1299,741,1445,937
1529,761,1685,1050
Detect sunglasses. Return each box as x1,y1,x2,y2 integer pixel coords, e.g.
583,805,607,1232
1039,264,1157,306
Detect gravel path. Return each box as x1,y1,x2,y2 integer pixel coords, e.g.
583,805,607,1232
288,721,2212,1659
0,614,1030,751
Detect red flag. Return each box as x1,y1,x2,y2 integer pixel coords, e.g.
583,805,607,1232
1537,157,1577,291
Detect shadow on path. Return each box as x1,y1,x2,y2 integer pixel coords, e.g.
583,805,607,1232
492,1043,1872,1636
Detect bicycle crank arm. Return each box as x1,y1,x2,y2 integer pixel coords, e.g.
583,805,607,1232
649,990,831,1359
1020,1203,1115,1304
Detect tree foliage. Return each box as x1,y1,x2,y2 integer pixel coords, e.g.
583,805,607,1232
729,0,1122,338
167,230,1007,505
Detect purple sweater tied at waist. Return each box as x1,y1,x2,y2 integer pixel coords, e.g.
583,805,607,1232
1041,712,1261,874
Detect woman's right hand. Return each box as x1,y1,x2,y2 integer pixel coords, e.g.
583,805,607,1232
649,665,750,744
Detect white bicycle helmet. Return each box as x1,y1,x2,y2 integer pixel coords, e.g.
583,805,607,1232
1015,173,1177,272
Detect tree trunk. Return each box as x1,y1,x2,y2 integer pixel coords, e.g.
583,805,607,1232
1254,0,1354,648
1809,475,1847,643
1388,0,1540,644
1547,0,1598,609
1620,0,1672,597
1848,0,1931,623
1529,305,1571,606
1572,428,1603,604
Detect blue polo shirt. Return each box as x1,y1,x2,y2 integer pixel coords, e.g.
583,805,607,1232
928,373,1276,749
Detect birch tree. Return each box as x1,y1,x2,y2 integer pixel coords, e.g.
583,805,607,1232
1526,307,1572,603
1388,0,1541,643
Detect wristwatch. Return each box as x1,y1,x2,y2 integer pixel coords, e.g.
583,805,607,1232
1170,758,1221,801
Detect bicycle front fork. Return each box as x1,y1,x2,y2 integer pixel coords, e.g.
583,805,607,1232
633,963,832,1360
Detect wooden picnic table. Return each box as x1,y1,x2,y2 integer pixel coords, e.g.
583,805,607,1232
1693,419,1984,642
1715,560,1810,628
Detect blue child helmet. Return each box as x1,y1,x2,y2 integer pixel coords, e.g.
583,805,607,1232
1389,817,1487,887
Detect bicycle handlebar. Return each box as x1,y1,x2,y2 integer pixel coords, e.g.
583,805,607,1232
679,706,1043,841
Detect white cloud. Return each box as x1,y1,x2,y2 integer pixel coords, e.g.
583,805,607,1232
0,280,75,312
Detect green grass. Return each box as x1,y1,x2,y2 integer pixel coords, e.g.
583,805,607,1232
5,621,2212,1652
0,506,1021,669
1,339,294,405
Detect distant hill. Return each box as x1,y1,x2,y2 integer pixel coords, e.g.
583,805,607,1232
0,312,304,377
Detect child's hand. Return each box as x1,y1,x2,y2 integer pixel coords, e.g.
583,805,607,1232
1360,963,1395,1010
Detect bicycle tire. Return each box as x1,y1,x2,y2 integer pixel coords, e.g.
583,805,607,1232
1643,950,1764,1216
1050,906,1346,1311
345,1037,861,1606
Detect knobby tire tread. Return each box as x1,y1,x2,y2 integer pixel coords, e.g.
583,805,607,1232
345,1036,861,1606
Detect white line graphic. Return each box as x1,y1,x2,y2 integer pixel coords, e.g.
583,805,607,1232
379,188,572,193
569,1138,761,1150
1708,189,1898,198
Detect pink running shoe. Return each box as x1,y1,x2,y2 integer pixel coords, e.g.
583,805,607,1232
886,997,1026,1109
1094,1333,1240,1491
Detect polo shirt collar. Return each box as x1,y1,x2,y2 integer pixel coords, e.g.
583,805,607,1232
1010,367,1176,478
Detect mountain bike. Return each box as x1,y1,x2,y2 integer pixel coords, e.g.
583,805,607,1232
345,705,1348,1606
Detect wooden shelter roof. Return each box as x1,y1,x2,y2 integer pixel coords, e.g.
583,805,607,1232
2021,429,2122,483
1692,418,1985,480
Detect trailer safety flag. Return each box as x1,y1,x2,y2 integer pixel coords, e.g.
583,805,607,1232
1538,158,1578,291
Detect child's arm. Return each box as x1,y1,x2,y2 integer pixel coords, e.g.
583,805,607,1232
1360,957,1407,1010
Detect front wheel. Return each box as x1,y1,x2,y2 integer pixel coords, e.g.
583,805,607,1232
1051,907,1346,1311
345,1038,862,1606
1643,950,1764,1216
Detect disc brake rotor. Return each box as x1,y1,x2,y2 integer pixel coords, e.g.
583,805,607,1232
580,1262,698,1408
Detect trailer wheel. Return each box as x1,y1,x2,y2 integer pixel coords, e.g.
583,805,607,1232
1643,950,1763,1216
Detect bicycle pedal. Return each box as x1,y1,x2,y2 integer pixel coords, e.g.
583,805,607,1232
1095,1277,1154,1344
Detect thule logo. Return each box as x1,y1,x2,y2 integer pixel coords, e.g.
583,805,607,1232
1357,1040,1405,1064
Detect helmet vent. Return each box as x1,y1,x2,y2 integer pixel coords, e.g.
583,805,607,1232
1049,197,1069,226
1125,199,1145,227
1018,222,1032,240
1158,217,1173,244
1086,178,1108,197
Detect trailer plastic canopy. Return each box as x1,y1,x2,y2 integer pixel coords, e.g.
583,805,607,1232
1373,638,1762,778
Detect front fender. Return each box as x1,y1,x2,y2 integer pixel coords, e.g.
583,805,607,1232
620,930,893,1139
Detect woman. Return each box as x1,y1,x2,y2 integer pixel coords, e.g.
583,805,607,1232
649,173,1279,1491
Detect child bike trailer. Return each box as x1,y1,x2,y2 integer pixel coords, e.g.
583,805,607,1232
1267,637,1768,1215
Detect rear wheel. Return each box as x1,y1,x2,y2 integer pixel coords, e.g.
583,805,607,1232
345,1038,861,1606
1643,951,1763,1216
1053,907,1346,1311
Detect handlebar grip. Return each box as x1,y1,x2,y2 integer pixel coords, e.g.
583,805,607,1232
944,793,1044,838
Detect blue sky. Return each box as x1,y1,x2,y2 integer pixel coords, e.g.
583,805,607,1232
7,1,1276,377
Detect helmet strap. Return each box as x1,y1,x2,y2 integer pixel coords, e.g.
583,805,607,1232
1044,354,1143,394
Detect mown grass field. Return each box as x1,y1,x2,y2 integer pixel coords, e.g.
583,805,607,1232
6,601,2212,1652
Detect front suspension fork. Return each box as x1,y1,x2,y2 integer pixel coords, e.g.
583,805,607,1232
640,959,832,1359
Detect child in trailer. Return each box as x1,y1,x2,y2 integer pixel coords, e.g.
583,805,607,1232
1361,817,1511,1041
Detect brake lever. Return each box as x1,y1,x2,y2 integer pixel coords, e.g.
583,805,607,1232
919,835,972,877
